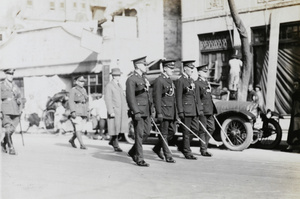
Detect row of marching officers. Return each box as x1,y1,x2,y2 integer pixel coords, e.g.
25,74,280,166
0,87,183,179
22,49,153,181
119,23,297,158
0,57,217,164
126,56,217,167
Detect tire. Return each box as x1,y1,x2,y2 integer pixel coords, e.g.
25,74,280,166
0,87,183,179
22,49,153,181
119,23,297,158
124,120,135,144
43,110,55,130
256,119,282,149
220,117,253,151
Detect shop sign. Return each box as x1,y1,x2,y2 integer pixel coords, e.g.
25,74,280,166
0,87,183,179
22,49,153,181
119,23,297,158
199,35,231,51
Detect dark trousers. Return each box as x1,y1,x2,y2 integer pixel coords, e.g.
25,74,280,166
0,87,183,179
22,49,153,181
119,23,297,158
180,116,199,156
199,114,215,152
128,116,151,162
153,119,176,159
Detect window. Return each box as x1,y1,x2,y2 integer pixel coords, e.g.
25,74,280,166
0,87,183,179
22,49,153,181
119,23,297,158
73,73,103,95
252,26,270,46
60,2,65,9
50,1,55,10
82,3,86,9
279,22,300,42
27,0,33,7
0,34,2,41
73,2,77,8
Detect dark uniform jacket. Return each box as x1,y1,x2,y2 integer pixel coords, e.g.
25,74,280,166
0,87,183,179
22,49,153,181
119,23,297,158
69,85,89,117
176,73,203,117
153,73,176,120
126,71,152,117
1,80,22,116
195,78,217,115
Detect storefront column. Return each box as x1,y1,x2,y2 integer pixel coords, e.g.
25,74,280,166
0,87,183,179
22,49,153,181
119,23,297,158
266,10,280,111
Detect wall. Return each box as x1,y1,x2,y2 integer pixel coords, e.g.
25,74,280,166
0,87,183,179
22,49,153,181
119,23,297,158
163,0,182,60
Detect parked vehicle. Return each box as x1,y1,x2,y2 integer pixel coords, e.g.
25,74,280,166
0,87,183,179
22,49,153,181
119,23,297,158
42,90,69,130
212,100,282,151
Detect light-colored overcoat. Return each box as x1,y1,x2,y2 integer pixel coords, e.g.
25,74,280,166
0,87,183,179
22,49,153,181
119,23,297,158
104,80,128,135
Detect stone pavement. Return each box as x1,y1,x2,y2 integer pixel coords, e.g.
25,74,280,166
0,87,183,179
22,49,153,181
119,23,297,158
1,133,300,199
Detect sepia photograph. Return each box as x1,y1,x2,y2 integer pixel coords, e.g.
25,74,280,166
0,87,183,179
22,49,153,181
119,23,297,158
1,0,300,198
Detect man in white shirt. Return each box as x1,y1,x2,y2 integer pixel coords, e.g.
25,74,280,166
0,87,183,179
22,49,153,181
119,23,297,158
228,54,243,91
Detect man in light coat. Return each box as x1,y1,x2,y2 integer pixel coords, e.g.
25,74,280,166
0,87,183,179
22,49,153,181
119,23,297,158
105,68,128,152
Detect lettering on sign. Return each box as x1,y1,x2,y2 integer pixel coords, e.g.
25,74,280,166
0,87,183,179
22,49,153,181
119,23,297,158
206,0,224,11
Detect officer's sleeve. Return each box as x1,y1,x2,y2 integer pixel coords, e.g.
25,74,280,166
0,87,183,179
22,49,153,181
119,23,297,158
68,88,76,113
104,83,114,115
175,78,183,114
126,78,140,115
153,78,162,115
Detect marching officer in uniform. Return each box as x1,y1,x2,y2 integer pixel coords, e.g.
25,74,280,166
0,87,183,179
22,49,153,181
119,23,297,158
152,59,177,163
68,76,88,150
126,56,152,167
1,69,23,155
196,64,218,157
176,60,203,160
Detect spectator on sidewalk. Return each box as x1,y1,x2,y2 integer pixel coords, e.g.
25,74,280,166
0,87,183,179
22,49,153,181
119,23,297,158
228,54,243,92
54,100,66,135
90,93,107,140
247,84,256,102
284,78,300,152
254,85,264,110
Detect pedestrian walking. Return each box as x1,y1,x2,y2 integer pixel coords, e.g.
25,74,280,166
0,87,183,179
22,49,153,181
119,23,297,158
1,68,23,155
195,64,218,157
68,76,89,150
152,59,177,163
284,78,300,152
126,56,152,167
104,68,129,152
175,60,202,160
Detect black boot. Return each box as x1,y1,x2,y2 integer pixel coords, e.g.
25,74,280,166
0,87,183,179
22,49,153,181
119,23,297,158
7,134,16,155
1,140,7,153
69,134,77,148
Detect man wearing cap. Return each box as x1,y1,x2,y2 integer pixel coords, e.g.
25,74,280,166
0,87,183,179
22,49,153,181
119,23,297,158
68,76,88,150
126,56,152,167
104,68,128,152
152,59,177,163
196,64,218,157
1,69,23,155
175,60,203,160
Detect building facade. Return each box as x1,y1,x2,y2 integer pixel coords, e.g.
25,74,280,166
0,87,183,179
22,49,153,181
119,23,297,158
181,0,300,115
0,0,181,119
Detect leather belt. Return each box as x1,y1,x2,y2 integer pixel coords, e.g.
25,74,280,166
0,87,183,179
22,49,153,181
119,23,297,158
75,101,86,104
135,89,146,96
2,98,13,102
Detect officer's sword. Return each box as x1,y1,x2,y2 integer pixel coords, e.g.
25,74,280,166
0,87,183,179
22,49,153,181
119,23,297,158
213,115,234,146
19,113,25,146
176,119,206,144
151,117,172,155
198,120,221,147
